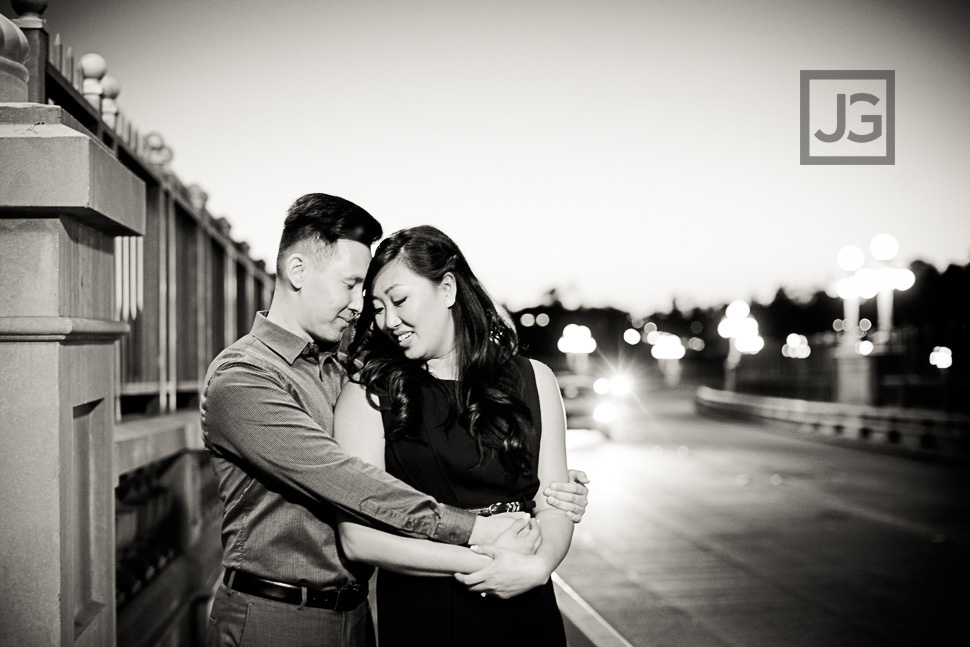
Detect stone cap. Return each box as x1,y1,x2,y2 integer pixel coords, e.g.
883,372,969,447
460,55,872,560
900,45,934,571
0,12,30,101
0,104,145,236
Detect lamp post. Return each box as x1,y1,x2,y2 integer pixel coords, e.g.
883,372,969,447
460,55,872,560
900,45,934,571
717,300,763,391
833,235,915,405
867,234,915,344
558,324,596,374
836,245,865,350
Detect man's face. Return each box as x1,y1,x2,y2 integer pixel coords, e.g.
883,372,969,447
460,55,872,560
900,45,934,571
298,239,372,344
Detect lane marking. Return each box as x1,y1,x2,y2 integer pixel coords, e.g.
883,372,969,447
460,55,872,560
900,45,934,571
553,572,636,647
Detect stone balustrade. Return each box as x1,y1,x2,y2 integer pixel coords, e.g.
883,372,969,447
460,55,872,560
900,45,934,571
2,4,273,645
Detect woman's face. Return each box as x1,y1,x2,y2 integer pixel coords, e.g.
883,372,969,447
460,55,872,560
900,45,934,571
370,258,457,363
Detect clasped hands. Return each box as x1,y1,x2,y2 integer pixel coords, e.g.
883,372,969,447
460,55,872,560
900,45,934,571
456,469,589,599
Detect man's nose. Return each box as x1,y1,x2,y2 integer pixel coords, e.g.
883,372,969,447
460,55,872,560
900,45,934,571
348,287,364,317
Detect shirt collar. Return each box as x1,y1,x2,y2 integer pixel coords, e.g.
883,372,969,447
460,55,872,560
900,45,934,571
250,312,338,365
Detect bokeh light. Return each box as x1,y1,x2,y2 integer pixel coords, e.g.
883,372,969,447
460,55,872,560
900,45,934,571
651,333,686,360
688,337,705,351
930,346,953,369
870,233,899,261
782,334,810,358
593,402,617,424
726,300,750,319
837,245,865,272
558,324,596,354
610,376,632,396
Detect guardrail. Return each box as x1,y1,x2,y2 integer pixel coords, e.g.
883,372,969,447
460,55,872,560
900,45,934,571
695,386,970,457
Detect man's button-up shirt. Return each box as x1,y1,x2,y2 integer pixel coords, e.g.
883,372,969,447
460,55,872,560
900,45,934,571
201,312,476,589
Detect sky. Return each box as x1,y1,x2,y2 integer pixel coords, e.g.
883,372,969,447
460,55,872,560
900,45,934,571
7,0,969,315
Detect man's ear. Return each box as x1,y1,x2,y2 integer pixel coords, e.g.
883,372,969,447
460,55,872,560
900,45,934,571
283,253,306,290
439,272,457,307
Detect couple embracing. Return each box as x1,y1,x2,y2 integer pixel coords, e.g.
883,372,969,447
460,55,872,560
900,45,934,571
202,193,590,646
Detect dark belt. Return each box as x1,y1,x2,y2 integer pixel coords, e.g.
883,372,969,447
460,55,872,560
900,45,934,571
467,500,536,516
223,569,366,611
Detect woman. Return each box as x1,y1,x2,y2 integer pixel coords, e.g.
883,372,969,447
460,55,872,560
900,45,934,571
333,225,573,646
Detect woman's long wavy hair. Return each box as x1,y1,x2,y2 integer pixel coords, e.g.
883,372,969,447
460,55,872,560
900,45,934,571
348,225,534,476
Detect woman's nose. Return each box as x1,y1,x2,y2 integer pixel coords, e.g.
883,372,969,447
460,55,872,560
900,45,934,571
383,308,401,330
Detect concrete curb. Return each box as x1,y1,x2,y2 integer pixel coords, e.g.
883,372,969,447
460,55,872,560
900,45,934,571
554,573,634,647
695,386,970,458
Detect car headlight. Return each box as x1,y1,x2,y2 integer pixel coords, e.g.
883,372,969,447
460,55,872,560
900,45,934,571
609,376,632,396
593,402,617,424
593,378,611,395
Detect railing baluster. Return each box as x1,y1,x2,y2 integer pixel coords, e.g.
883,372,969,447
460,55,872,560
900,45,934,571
115,237,124,321
101,74,119,129
80,53,105,113
121,234,131,322
129,237,139,321
51,32,61,69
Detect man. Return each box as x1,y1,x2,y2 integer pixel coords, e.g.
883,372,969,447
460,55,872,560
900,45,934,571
202,193,588,646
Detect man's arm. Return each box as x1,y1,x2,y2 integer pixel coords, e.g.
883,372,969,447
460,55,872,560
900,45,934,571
202,360,479,544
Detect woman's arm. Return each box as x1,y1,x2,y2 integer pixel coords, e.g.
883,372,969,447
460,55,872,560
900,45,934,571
455,360,575,598
333,381,492,576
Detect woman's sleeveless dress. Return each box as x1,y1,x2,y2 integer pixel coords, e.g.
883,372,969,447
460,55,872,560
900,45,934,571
376,356,567,647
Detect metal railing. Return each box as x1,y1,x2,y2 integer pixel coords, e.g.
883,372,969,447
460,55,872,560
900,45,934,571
12,1,274,420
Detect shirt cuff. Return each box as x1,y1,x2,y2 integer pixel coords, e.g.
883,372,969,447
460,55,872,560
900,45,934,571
432,504,476,545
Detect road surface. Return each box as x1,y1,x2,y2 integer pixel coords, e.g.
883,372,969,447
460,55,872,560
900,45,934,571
557,385,970,647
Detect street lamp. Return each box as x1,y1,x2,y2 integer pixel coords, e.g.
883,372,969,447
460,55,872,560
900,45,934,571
782,334,811,358
650,332,686,386
717,300,763,391
835,235,915,348
558,324,596,373
836,245,865,349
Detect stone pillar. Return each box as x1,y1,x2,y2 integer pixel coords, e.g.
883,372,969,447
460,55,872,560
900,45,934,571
0,89,145,647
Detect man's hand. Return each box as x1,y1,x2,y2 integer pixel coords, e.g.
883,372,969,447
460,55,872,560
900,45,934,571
492,517,542,555
454,545,551,599
544,468,590,523
468,511,530,546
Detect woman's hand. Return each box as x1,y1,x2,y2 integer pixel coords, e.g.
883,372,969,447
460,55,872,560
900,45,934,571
468,511,531,545
491,517,542,555
544,469,590,522
453,545,552,599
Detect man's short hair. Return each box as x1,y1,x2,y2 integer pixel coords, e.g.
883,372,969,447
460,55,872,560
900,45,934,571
276,193,382,276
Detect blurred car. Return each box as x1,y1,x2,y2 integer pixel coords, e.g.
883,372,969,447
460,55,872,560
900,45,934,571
555,371,635,439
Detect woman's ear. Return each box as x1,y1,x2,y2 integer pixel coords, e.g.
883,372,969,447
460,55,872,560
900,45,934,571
283,253,306,290
440,272,457,307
